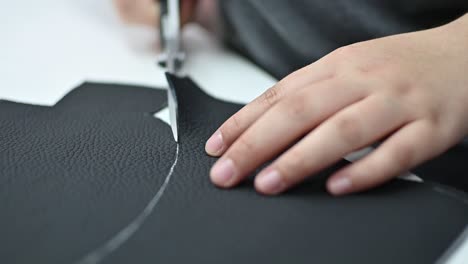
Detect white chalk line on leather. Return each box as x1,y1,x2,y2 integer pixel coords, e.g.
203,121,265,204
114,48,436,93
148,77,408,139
75,144,180,264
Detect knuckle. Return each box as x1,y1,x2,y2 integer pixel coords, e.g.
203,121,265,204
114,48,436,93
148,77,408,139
377,71,416,98
422,121,450,149
426,107,442,126
355,55,392,77
228,114,243,131
335,115,363,146
234,136,257,154
218,114,243,144
391,80,413,97
390,143,415,170
259,85,282,107
227,137,259,166
354,64,374,75
376,93,402,115
284,93,310,119
277,150,308,183
332,44,361,59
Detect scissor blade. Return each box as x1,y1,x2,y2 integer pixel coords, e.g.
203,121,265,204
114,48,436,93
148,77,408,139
165,72,179,142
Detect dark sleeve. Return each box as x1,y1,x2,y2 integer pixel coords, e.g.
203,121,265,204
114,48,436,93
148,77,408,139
219,0,468,79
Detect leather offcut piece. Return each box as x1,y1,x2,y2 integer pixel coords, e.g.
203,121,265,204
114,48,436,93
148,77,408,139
1,78,468,264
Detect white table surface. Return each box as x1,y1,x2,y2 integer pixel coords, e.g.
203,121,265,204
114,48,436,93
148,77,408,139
0,1,466,263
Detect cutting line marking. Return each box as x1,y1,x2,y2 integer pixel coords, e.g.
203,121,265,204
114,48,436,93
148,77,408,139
75,144,180,264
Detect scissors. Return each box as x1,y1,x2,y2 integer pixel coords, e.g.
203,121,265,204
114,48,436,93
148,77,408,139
158,0,184,142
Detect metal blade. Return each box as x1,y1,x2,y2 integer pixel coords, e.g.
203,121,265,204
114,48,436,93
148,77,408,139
165,72,179,142
158,0,183,142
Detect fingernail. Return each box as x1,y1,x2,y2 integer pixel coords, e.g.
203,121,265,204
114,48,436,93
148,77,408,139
205,131,224,156
211,158,236,187
328,177,352,195
256,169,285,194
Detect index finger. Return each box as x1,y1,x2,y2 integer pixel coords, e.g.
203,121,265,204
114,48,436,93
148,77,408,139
205,62,334,156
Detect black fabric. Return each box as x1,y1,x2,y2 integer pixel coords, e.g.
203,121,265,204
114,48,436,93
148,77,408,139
415,144,468,193
219,0,468,79
1,79,468,264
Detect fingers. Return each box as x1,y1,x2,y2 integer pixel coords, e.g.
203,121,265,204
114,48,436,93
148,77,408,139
254,95,409,195
113,0,198,27
326,120,441,196
113,0,159,26
205,63,334,156
210,80,366,188
205,84,285,157
180,0,198,24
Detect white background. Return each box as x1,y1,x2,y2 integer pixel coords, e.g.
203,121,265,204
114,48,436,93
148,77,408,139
0,1,466,263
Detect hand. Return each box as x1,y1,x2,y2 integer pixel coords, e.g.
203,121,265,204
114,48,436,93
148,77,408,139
113,0,198,27
205,15,468,196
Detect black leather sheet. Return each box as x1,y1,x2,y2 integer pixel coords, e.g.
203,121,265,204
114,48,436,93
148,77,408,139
414,144,468,193
1,78,468,264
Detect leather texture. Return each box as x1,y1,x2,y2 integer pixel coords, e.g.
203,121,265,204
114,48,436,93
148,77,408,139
1,79,468,264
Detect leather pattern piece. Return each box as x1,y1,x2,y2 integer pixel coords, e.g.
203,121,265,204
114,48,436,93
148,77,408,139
0,83,176,263
1,79,468,264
